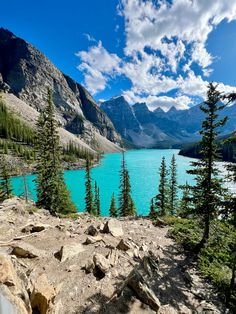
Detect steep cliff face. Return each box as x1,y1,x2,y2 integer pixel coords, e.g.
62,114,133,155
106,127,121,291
102,94,236,148
100,96,142,139
0,28,120,150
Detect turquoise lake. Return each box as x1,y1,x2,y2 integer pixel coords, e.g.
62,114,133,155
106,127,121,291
11,149,196,216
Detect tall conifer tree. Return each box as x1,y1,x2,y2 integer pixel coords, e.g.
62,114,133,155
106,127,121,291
0,156,12,201
109,192,118,217
169,154,178,215
155,157,168,216
35,89,76,215
188,83,227,248
85,158,94,214
119,151,136,216
94,181,101,216
178,182,193,218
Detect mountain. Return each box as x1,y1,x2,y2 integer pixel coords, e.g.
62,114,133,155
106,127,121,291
0,28,121,152
179,132,236,162
101,96,236,148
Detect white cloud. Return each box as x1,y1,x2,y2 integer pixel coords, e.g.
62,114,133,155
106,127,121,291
123,90,192,111
83,33,97,43
76,0,236,109
76,41,121,94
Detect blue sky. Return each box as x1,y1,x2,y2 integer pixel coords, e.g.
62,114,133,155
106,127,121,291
1,0,236,111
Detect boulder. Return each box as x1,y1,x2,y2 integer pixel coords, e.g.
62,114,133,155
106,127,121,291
93,253,110,274
140,244,148,252
59,243,85,262
103,219,123,237
0,255,17,287
85,225,99,236
117,239,132,251
21,223,51,233
11,242,45,258
84,235,103,245
107,249,119,267
113,252,161,311
0,286,29,314
83,258,95,274
30,274,56,314
0,255,30,314
0,198,26,215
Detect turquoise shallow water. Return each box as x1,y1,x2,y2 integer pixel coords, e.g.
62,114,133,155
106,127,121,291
11,149,196,216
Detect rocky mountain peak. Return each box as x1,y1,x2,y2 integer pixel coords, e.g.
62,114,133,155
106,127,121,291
0,28,121,151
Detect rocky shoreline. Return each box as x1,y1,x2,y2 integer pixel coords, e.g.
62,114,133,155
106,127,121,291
0,198,225,314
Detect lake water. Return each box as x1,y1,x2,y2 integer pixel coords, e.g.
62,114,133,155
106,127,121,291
11,149,197,216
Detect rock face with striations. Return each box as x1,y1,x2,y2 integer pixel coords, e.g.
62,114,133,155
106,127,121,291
0,28,120,150
102,95,236,148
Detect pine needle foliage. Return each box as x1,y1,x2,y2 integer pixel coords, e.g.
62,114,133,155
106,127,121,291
168,154,178,215
187,83,227,248
109,192,118,217
119,151,136,216
35,89,76,215
85,157,95,215
155,156,168,216
0,156,12,201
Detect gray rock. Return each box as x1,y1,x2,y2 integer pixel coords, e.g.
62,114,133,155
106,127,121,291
117,239,132,251
11,242,45,258
93,253,110,274
103,219,124,237
84,235,103,245
107,249,119,267
83,259,95,273
59,244,85,262
85,225,98,236
21,223,51,233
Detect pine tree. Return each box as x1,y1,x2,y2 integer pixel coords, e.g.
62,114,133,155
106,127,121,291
155,157,168,216
109,192,118,217
85,158,94,214
119,151,136,216
149,197,157,219
35,89,76,215
0,156,12,201
94,181,101,216
187,83,227,248
169,154,178,215
178,182,192,218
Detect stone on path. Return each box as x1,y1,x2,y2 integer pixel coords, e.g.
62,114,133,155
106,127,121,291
11,242,45,258
30,274,56,314
103,219,124,237
59,243,85,262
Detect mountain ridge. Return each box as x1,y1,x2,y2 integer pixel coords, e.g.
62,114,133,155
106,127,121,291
0,28,121,153
101,96,236,148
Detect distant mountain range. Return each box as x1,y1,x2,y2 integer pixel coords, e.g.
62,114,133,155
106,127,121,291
1,28,235,152
0,28,121,153
101,96,236,148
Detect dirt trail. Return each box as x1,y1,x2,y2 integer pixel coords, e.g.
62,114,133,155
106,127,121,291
0,198,225,313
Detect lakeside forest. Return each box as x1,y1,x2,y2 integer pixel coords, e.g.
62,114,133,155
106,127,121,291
0,83,236,311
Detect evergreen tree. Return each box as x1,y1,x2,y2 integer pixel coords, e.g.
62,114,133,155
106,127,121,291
94,181,101,216
155,157,168,216
35,89,76,215
85,158,94,214
109,192,118,217
119,151,136,216
169,154,178,215
178,182,193,218
149,197,157,219
187,83,227,248
0,156,12,201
